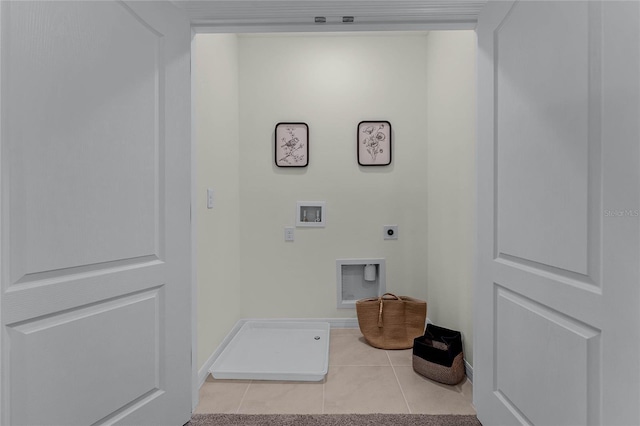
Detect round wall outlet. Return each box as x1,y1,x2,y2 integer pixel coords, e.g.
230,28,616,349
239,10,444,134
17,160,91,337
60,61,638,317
383,225,398,240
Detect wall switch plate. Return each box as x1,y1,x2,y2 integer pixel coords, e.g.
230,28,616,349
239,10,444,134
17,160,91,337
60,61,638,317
383,225,398,240
284,227,295,242
207,188,214,209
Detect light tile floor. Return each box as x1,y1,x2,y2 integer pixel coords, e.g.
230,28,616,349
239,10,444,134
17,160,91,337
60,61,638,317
195,328,476,415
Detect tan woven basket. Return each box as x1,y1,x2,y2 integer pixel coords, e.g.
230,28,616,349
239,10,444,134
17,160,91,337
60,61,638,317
356,293,427,349
412,352,466,385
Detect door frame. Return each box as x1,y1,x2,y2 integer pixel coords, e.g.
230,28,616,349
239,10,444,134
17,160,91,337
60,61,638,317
187,11,480,409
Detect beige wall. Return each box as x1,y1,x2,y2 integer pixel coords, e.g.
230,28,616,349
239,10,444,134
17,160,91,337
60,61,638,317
425,31,477,364
195,31,476,369
195,34,242,369
237,33,430,318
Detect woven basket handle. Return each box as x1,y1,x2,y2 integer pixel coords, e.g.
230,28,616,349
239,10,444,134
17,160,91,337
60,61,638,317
377,293,400,327
381,293,400,300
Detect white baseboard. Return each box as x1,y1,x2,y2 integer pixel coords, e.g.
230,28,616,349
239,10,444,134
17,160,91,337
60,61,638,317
197,317,359,388
465,359,473,383
197,319,246,388
317,317,359,329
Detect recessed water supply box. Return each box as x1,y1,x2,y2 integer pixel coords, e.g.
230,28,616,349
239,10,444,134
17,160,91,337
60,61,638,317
336,258,386,308
297,201,325,227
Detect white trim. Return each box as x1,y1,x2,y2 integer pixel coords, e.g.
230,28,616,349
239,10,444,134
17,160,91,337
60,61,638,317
0,1,5,421
465,359,474,383
190,29,199,412
191,22,477,34
241,317,360,328
322,317,359,328
197,318,359,388
197,319,247,387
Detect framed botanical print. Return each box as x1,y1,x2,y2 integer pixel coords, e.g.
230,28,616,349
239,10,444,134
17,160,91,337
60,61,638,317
275,122,309,167
357,121,392,166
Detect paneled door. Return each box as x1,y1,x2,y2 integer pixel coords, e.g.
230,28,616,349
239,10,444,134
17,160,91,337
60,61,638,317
475,1,640,425
1,1,192,424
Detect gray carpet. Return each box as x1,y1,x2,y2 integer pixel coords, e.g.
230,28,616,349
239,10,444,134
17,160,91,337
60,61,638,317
187,414,482,425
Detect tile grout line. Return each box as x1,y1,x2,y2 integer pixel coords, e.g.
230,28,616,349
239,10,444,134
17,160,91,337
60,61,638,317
235,380,252,414
386,351,412,414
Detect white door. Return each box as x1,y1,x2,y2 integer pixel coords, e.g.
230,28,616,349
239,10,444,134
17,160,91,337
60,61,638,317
475,1,640,425
0,1,192,425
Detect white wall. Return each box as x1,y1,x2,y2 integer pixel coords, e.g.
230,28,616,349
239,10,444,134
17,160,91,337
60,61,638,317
425,31,477,364
195,34,242,370
237,33,430,318
195,31,476,368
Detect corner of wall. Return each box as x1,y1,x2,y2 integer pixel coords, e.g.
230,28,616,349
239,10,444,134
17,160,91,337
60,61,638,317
425,30,477,365
195,34,242,370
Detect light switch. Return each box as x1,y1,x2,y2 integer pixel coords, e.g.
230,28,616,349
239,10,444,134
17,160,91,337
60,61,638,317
284,227,295,242
207,189,214,209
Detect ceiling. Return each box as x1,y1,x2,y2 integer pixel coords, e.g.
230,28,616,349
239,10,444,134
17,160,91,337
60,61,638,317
173,1,487,32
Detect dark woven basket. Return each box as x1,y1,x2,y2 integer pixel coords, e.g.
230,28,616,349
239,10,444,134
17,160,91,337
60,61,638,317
412,324,466,385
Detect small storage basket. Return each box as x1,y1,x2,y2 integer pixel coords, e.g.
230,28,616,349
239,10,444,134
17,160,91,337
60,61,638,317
412,324,466,385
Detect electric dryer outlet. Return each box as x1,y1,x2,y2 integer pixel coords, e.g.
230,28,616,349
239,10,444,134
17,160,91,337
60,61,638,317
383,225,398,240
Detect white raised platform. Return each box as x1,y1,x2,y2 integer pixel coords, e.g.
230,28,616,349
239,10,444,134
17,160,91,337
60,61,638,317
210,320,330,382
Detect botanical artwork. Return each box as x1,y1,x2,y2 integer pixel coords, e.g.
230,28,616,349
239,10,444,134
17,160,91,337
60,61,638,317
275,123,309,167
361,123,387,161
358,121,392,166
